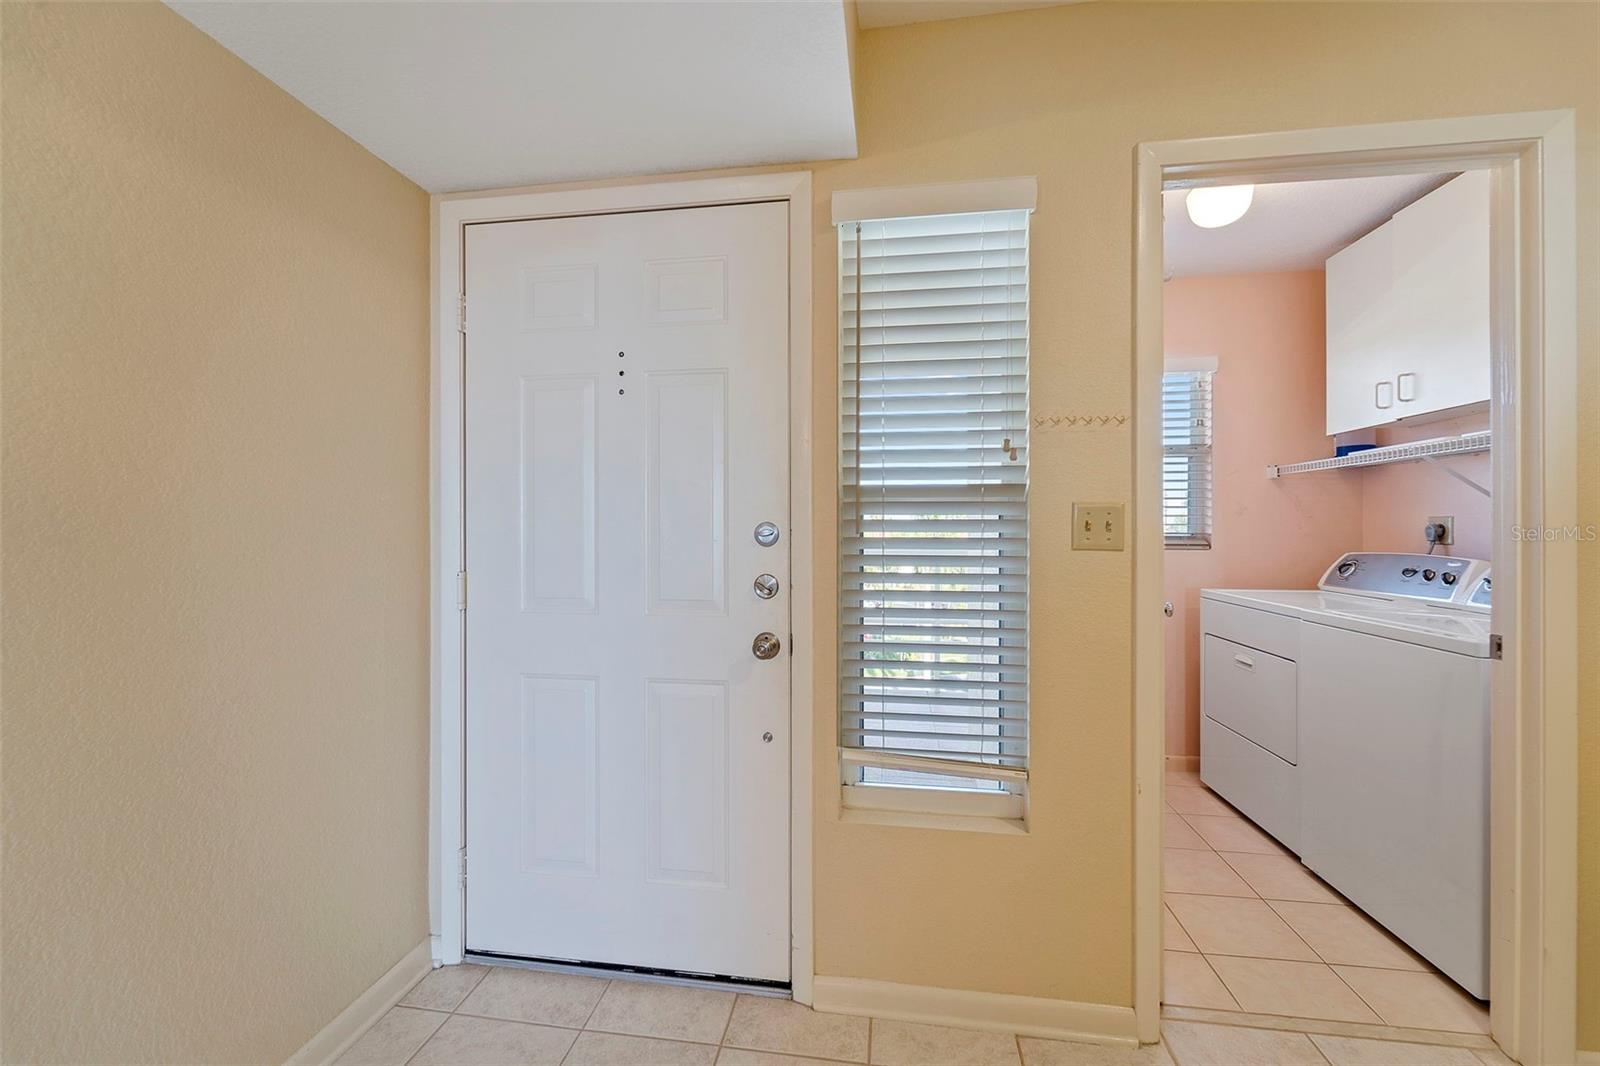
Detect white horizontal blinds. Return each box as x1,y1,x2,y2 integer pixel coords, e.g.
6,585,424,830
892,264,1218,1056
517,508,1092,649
1162,370,1214,547
839,210,1030,787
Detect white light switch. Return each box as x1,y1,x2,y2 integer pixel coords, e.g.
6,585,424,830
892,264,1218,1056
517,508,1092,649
1072,502,1125,551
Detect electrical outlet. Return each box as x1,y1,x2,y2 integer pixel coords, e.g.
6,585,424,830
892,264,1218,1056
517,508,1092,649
1072,502,1125,551
1426,515,1455,546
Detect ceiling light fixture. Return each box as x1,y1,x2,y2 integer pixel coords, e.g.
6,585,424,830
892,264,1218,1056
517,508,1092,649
1186,184,1255,229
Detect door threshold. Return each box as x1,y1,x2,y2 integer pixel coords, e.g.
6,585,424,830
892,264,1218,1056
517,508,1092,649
465,950,792,997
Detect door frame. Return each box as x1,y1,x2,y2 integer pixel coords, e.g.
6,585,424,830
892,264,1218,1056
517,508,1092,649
429,171,815,1001
1132,112,1579,1063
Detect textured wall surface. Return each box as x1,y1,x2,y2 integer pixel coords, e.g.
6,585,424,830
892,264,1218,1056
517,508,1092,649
805,3,1595,1019
1,3,430,1062
3,0,1595,1058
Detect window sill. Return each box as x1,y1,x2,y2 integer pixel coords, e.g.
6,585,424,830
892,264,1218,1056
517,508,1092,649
838,784,1027,835
838,805,1028,835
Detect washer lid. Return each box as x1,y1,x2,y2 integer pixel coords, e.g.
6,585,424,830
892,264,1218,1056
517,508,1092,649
1311,600,1493,657
1201,587,1493,657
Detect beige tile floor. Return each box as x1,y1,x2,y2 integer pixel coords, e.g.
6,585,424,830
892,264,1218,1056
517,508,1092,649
343,957,1514,1066
1160,767,1504,1048
338,770,1508,1066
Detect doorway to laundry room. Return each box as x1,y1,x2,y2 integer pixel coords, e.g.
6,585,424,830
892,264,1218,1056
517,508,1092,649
1153,165,1504,1041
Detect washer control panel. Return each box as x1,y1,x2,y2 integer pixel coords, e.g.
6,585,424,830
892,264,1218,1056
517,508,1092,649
1319,552,1489,606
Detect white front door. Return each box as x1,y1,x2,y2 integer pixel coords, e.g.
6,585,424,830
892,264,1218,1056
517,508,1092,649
464,202,791,981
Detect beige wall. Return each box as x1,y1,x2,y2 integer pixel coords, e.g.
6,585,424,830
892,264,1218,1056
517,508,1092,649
1160,272,1365,759
804,1,1596,1040
4,0,1595,1057
1,4,430,1062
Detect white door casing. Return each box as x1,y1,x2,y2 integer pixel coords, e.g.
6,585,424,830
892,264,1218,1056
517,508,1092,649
464,202,791,981
1135,112,1579,1062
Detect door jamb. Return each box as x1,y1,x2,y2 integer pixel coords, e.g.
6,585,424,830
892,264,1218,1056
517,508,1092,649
1132,112,1578,1064
429,172,816,1002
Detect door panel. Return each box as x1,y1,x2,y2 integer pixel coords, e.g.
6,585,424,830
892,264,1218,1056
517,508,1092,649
647,371,728,614
519,376,598,612
465,202,790,981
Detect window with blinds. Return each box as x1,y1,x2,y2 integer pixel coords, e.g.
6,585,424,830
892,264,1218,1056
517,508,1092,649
1162,369,1214,548
838,209,1030,799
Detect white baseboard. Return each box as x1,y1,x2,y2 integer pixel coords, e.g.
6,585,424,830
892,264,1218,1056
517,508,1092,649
810,976,1138,1046
286,939,433,1066
1165,754,1199,772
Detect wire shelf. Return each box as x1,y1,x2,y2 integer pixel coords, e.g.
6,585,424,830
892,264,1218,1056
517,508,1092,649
1267,430,1491,479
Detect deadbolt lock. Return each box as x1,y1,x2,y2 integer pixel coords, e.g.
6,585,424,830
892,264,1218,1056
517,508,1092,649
753,574,779,599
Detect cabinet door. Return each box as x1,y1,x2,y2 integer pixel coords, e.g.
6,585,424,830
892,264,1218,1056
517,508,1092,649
1325,220,1398,435
1388,169,1491,417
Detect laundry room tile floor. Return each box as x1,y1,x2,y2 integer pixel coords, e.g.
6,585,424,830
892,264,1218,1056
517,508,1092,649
1159,769,1497,1049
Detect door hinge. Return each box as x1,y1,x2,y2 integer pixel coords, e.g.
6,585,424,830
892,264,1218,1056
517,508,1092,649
457,570,468,611
458,848,467,886
1490,633,1503,660
457,293,467,334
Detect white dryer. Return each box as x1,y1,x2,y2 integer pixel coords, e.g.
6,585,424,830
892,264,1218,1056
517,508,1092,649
1200,553,1493,998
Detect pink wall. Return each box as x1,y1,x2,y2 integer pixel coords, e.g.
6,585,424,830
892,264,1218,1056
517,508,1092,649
1361,410,1492,560
1162,271,1496,758
1162,272,1363,757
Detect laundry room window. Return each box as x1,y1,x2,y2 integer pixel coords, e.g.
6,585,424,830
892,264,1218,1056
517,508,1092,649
1163,362,1215,549
835,195,1032,823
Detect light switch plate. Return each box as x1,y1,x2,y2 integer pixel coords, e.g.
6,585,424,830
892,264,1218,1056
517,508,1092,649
1072,502,1125,551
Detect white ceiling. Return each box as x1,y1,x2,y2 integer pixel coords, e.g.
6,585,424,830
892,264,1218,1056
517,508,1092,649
1163,173,1452,278
167,1,858,193
856,0,1082,29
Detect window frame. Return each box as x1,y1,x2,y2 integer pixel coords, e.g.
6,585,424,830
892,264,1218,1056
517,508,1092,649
1162,360,1216,550
833,187,1036,827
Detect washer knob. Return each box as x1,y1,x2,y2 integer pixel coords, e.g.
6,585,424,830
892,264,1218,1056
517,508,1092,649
1422,569,1437,582
1441,571,1458,586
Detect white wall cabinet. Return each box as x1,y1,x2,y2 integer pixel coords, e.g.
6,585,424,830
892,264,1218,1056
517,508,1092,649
1324,170,1490,436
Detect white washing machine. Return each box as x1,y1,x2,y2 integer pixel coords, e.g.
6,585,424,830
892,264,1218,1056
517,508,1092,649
1199,553,1493,998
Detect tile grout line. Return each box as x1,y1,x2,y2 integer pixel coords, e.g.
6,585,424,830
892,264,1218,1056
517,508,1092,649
1326,960,1402,1031
716,992,739,1055
1163,1004,1496,1046
449,963,491,1011
1162,903,1242,1013
578,978,612,1030
1304,1030,1336,1065
558,972,610,1066
396,1008,449,1066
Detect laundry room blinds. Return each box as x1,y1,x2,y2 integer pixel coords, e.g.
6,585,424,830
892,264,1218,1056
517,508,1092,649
838,209,1030,792
1162,369,1214,547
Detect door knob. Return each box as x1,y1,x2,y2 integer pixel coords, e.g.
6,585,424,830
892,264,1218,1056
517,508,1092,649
752,632,781,660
